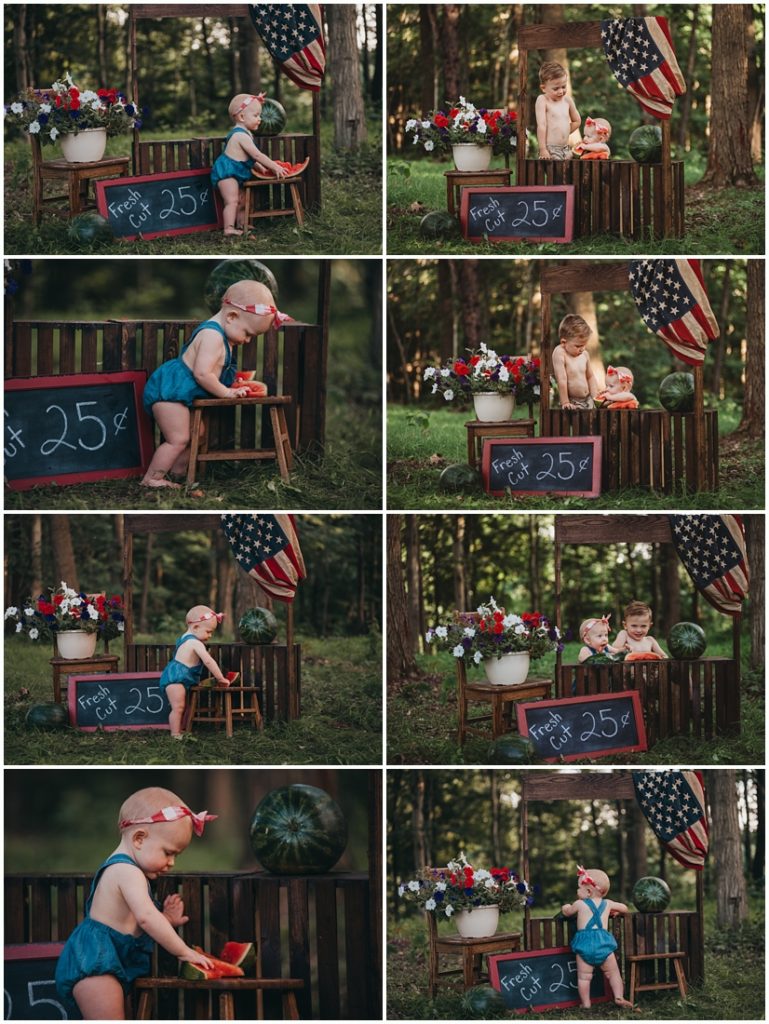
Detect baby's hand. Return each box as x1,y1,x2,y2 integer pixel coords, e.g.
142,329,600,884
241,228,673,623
540,149,551,160
179,947,214,970
226,386,251,399
163,893,189,927
271,162,288,178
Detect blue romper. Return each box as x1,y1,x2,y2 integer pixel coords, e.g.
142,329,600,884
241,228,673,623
55,853,157,1018
570,897,618,967
142,320,236,415
159,632,205,692
210,126,257,187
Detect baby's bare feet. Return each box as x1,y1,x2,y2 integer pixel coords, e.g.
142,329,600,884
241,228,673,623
614,997,634,1007
223,227,243,237
141,477,182,490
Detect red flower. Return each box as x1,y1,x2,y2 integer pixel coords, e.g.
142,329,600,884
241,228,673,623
469,355,481,367
532,357,541,368
37,600,55,615
449,107,459,118
493,611,504,623
433,113,449,128
453,360,471,377
494,622,504,634
53,594,64,606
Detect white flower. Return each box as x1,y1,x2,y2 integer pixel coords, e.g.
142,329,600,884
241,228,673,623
412,135,419,145
480,342,489,354
425,629,434,643
61,583,77,597
70,596,82,607
459,96,467,106
5,606,18,619
90,99,102,111
39,103,51,114
476,120,488,134
49,127,59,141
424,140,434,152
473,651,483,664
463,627,476,638
9,102,23,115
28,628,39,640
484,877,497,890
15,622,22,633
87,605,99,620
452,645,465,658
80,90,98,102
534,384,541,395
440,368,451,377
475,869,491,880
445,904,455,917
23,607,34,617
398,884,405,897
28,121,41,134
423,367,436,379
405,119,417,131
435,626,448,639
431,384,438,394
499,366,510,382
515,623,527,634
118,622,125,632
435,881,447,892
60,600,70,614
407,880,420,892
425,898,436,911
443,389,454,401
421,120,432,129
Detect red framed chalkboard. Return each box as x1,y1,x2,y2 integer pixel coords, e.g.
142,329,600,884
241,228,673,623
460,185,575,243
96,168,222,240
482,436,602,497
68,672,170,731
4,943,67,1020
488,946,611,1012
516,690,647,762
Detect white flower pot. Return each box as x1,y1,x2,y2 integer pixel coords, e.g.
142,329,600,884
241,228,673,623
452,143,492,172
454,905,500,938
483,651,530,686
60,127,107,163
56,630,97,659
472,392,514,423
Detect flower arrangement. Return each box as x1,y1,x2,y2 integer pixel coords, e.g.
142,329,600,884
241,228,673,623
5,582,125,641
426,597,562,665
406,97,518,156
424,344,541,405
398,852,533,917
5,72,141,146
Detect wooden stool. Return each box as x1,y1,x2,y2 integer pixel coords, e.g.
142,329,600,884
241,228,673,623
627,952,687,1003
135,977,303,1020
242,175,306,230
184,685,264,739
50,653,120,704
465,418,536,469
187,395,294,484
444,168,512,216
427,915,521,997
30,135,130,226
457,661,552,745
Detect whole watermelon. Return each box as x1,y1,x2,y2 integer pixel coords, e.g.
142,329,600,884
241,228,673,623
584,651,626,664
439,463,480,492
205,259,279,312
238,607,279,645
255,98,287,137
490,734,537,765
668,622,707,660
419,210,460,240
67,212,113,246
659,372,695,413
632,876,672,913
628,124,662,164
250,784,347,875
462,984,507,1018
25,702,68,729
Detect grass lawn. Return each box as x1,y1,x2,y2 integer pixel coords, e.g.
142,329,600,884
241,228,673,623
387,901,765,1019
5,633,382,766
387,155,765,255
387,643,764,766
386,403,764,511
4,121,382,256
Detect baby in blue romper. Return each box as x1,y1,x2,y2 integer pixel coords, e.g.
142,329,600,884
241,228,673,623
56,786,216,1019
161,604,232,736
141,279,290,490
562,865,633,1008
211,93,288,235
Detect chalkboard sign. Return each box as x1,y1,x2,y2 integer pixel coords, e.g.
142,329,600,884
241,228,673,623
516,691,647,763
460,186,574,243
4,943,67,1020
482,437,601,497
68,672,170,731
489,946,610,1012
96,169,222,240
5,373,154,490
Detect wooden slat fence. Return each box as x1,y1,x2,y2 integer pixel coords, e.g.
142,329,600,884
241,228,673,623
558,657,740,744
542,408,719,493
5,871,374,1020
126,642,300,723
6,319,327,454
528,910,703,986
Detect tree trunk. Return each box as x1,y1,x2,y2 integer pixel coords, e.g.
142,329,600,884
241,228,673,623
452,516,467,611
440,5,463,101
326,4,368,150
745,4,763,163
234,566,263,628
660,544,681,630
540,6,569,88
51,517,78,591
243,26,261,93
490,772,502,864
528,518,540,610
676,6,700,150
437,260,454,362
387,299,412,404
412,771,428,868
228,18,240,93
215,531,235,638
709,260,732,396
745,515,764,671
138,533,153,635
710,770,749,927
96,4,108,86
371,3,383,104
566,291,602,385
113,515,124,568
752,770,764,882
627,799,649,880
387,516,419,685
14,6,29,92
701,6,759,188
365,259,382,372
457,260,484,349
404,515,423,654
200,19,217,105
738,260,765,437
419,5,436,115
30,514,42,598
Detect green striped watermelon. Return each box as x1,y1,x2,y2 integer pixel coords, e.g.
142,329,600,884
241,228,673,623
463,984,507,1017
659,372,695,413
490,735,537,765
26,703,68,729
204,259,279,313
632,876,671,913
238,607,278,645
219,941,255,972
250,784,347,875
668,622,707,660
255,98,287,136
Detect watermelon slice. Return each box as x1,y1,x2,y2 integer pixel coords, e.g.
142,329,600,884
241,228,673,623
191,946,245,977
251,157,310,180
197,671,240,689
234,370,268,397
219,941,256,972
625,651,664,661
180,961,224,981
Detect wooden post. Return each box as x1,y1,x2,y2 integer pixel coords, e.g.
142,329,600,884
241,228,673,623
694,868,705,982
692,362,705,493
539,288,551,436
286,601,297,719
315,260,331,446
516,39,528,186
661,118,672,239
123,529,134,645
129,10,139,175
521,781,530,948
554,520,562,683
368,772,383,1018
310,91,322,211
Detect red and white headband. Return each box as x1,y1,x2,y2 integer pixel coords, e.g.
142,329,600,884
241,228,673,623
120,806,218,837
577,864,598,889
581,614,610,638
224,298,294,330
187,610,224,625
233,92,266,116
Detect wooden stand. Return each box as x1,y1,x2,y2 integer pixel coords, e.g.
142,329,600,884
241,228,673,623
135,977,302,1020
444,168,512,216
457,662,552,745
243,175,306,229
30,138,130,226
188,396,294,484
50,653,120,704
464,418,535,469
627,952,687,1002
427,914,521,996
184,684,264,738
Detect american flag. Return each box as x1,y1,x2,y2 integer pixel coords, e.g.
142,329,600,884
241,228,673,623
221,514,306,603
249,4,326,92
670,515,749,616
601,17,685,119
629,259,719,366
632,771,708,870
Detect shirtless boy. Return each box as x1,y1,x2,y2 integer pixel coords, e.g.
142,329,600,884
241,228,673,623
613,601,667,658
552,313,599,410
536,61,581,161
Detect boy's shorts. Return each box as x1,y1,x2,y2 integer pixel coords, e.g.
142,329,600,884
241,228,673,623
546,144,572,160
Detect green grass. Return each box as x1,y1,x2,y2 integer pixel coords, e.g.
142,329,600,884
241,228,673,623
4,633,382,765
4,121,382,255
387,644,764,766
386,902,765,1019
387,155,765,255
386,404,765,511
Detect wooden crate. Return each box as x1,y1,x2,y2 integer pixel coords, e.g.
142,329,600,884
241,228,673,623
542,407,719,493
519,157,684,239
126,641,301,722
557,658,740,744
5,870,375,1020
